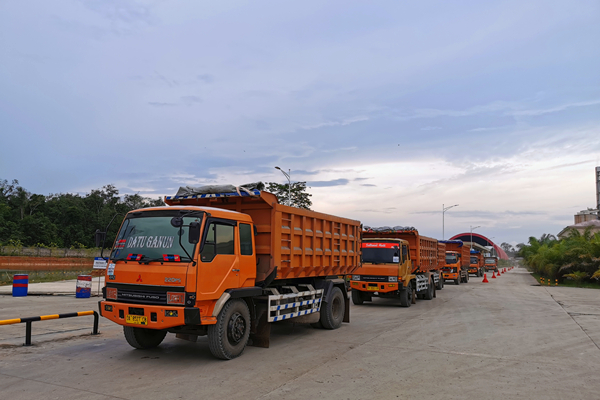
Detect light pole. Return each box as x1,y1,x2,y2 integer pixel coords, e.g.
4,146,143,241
275,166,291,206
470,225,481,250
442,203,459,240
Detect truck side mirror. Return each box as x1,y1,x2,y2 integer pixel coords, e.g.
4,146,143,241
189,221,201,244
95,229,106,248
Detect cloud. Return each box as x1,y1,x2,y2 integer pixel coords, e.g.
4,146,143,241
307,179,350,187
147,102,177,107
361,184,377,187
181,96,202,106
197,74,215,83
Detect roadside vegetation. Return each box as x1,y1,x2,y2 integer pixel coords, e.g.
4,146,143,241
0,179,163,249
518,229,600,287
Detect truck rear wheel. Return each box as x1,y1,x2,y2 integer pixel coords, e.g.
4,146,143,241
351,289,364,305
208,299,251,360
123,326,167,349
320,286,345,329
436,277,444,290
423,279,434,300
454,277,460,285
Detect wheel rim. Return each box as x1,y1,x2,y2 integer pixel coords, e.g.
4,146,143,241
227,312,246,344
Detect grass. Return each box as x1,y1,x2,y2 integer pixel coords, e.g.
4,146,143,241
530,272,600,289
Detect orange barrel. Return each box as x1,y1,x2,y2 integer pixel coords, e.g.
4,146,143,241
75,275,92,298
12,274,28,297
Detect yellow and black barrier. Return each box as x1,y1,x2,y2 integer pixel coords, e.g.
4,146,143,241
0,310,99,346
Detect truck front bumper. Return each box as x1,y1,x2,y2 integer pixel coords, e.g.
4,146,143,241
350,281,400,294
443,272,458,280
99,301,205,330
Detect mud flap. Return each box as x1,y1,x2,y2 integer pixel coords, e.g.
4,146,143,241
343,290,350,323
249,302,271,348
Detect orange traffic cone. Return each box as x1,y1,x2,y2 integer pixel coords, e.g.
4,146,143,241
482,273,489,283
492,271,496,278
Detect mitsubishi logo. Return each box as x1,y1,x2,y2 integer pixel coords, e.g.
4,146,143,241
136,274,142,282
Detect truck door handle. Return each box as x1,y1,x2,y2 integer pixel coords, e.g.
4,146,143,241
232,269,240,272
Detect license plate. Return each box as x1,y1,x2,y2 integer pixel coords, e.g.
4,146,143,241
126,315,147,325
367,286,379,291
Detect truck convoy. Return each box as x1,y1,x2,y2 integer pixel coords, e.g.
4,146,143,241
350,227,444,307
468,249,484,277
97,184,360,359
484,255,499,272
439,240,470,285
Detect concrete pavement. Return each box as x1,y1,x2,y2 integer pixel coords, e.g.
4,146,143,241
1,267,600,399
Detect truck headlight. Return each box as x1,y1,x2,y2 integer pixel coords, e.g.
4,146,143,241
388,276,398,282
352,275,360,281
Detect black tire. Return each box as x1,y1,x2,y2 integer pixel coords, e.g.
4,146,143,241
320,286,345,329
436,276,444,290
351,289,364,305
465,273,469,283
454,277,460,285
123,326,167,349
423,279,434,300
208,299,251,360
399,288,411,307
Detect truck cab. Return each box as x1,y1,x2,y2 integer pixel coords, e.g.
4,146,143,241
484,256,498,272
468,250,483,277
350,238,415,307
442,251,469,284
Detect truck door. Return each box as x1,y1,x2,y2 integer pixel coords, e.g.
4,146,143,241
197,219,240,299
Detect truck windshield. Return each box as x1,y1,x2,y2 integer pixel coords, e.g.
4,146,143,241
470,256,478,264
361,243,400,264
485,258,496,264
110,211,203,262
445,254,458,264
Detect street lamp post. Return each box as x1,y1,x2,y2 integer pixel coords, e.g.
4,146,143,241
275,166,291,206
442,203,459,240
470,225,481,250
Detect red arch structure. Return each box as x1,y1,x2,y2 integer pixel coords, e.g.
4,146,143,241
449,233,509,260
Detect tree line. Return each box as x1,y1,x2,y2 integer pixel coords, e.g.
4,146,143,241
0,179,163,249
0,179,313,250
518,230,600,283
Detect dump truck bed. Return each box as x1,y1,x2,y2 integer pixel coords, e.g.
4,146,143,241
362,230,439,273
165,189,361,282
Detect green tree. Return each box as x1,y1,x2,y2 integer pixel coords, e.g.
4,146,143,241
266,181,312,210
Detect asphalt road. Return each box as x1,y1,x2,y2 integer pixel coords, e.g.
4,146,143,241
1,267,599,400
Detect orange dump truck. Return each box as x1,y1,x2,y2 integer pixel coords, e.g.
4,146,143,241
350,228,443,307
484,255,498,272
468,250,484,277
439,240,470,285
97,184,361,359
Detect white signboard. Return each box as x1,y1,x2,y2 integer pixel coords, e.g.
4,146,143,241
93,257,108,269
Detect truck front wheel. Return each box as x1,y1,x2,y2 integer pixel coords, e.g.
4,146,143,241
399,288,411,307
351,289,364,305
123,326,167,349
320,286,345,329
436,276,444,290
208,299,251,360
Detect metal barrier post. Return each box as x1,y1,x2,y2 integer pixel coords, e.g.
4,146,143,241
25,321,32,346
93,311,99,335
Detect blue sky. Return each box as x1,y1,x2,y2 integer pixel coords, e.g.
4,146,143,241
1,0,599,246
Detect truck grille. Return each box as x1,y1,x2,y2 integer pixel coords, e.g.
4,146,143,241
359,275,389,282
107,283,184,306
